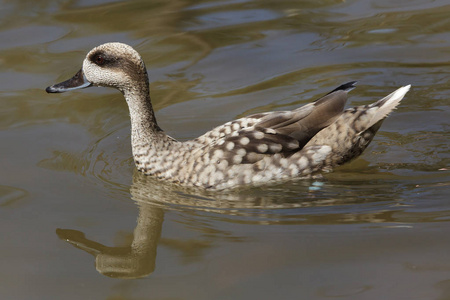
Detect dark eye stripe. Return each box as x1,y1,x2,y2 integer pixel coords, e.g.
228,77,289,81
89,51,109,66
87,51,140,80
94,54,105,65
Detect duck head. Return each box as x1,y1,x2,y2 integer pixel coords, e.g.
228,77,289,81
46,42,149,94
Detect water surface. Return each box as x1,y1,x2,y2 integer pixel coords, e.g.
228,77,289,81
0,0,449,299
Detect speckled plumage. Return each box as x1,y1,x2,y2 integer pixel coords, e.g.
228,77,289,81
46,42,411,190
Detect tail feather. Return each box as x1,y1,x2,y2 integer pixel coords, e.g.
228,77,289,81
305,84,411,168
323,81,358,96
367,85,411,128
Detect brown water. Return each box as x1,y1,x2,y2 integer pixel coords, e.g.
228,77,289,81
1,0,449,299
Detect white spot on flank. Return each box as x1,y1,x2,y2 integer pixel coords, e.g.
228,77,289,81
317,145,331,157
280,158,289,168
243,169,253,183
218,159,228,170
289,164,299,176
269,143,282,152
246,152,260,162
257,144,269,153
214,171,224,182
233,155,243,164
213,149,224,159
237,148,246,156
298,156,308,169
253,131,264,139
232,123,240,131
240,137,250,145
226,142,235,151
311,151,327,164
256,159,266,170
243,169,253,177
252,174,263,182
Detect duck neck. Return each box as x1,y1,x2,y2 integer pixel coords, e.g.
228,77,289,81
123,86,166,148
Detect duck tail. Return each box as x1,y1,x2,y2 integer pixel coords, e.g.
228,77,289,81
304,84,411,168
367,85,411,128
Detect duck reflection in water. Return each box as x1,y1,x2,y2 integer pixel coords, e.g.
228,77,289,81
56,167,410,279
56,203,164,279
56,166,332,279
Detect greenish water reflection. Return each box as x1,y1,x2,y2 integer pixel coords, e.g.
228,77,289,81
0,0,449,299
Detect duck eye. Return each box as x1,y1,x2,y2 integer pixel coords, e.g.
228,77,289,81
94,54,105,65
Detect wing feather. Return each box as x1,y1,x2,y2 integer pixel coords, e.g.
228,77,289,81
199,82,354,166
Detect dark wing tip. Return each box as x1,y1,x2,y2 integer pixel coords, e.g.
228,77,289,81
325,81,357,96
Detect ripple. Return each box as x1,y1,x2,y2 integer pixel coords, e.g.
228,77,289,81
187,9,281,31
0,185,28,207
367,28,398,34
37,124,134,198
0,25,67,50
128,169,423,225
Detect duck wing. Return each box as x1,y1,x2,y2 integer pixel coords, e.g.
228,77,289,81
201,81,357,165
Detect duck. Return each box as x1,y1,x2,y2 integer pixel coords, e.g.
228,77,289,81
46,42,410,190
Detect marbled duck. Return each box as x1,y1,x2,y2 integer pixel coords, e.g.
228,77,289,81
46,42,410,190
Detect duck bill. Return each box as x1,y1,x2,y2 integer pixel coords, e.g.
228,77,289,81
46,69,92,93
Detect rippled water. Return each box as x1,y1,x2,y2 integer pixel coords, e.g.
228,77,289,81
1,0,449,299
